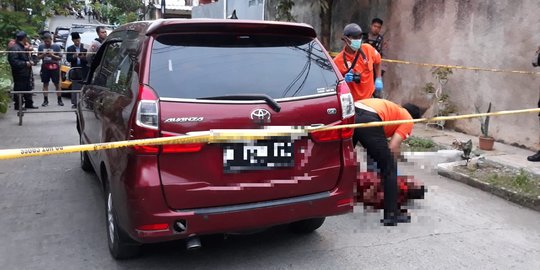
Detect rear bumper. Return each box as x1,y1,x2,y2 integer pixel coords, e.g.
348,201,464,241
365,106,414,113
132,190,352,243
116,141,356,244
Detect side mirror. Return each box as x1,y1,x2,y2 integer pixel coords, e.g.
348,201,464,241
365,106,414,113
67,67,83,82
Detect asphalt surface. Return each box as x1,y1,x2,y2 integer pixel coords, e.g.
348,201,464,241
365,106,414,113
1,16,540,270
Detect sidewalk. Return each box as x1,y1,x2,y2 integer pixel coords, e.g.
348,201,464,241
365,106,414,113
413,123,540,177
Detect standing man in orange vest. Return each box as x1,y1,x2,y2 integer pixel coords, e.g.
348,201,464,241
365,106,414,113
334,23,383,101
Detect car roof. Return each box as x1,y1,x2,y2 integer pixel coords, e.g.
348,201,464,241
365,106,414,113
65,29,113,49
114,19,316,39
70,24,116,32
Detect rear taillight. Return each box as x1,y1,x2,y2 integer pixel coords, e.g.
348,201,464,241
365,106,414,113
338,82,355,139
311,82,355,142
338,82,355,119
311,120,351,142
160,132,204,153
130,85,160,154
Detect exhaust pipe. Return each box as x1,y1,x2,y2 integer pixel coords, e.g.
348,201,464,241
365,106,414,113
186,236,201,250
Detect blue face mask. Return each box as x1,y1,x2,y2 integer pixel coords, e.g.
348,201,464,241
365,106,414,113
349,39,362,51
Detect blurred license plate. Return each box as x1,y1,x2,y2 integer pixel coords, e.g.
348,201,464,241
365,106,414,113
223,140,294,172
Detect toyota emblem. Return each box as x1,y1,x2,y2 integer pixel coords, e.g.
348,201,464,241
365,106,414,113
250,109,271,124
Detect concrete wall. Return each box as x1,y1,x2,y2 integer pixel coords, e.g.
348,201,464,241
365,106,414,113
266,0,390,51
383,0,540,149
264,0,539,148
330,0,390,52
265,0,322,37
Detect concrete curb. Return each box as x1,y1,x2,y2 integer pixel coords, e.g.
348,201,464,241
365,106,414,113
403,150,462,170
437,161,540,212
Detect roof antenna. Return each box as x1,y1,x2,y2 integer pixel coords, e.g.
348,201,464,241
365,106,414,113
228,9,238,19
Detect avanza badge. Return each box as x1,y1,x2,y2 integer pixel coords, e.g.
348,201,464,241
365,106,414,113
164,117,204,123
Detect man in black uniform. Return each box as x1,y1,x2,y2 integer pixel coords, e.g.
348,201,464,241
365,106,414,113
363,18,387,98
7,31,38,110
363,18,385,54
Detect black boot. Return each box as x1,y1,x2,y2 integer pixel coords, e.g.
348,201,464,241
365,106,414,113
57,96,64,106
42,97,48,107
381,211,411,226
527,151,540,162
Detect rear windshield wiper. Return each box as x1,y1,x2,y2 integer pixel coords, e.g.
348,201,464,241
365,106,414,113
198,94,281,112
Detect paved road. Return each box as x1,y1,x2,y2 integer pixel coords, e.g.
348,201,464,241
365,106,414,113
1,16,540,270
1,106,540,270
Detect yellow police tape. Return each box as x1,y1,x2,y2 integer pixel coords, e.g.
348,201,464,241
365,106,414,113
381,59,540,75
327,52,540,75
0,108,539,160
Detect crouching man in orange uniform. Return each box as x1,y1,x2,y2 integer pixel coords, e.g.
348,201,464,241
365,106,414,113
353,98,422,226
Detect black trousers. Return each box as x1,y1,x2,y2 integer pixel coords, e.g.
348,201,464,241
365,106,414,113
70,66,88,106
352,108,398,217
12,78,34,108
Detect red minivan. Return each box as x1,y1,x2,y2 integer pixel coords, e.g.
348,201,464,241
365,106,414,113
76,19,357,259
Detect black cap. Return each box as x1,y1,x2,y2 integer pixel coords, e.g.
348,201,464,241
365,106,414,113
15,31,27,40
71,32,81,39
42,32,52,40
343,23,362,37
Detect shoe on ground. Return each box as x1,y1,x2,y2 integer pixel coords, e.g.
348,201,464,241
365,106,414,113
42,100,48,107
71,104,77,109
527,151,540,162
14,107,26,111
58,100,64,106
25,105,39,109
381,212,411,226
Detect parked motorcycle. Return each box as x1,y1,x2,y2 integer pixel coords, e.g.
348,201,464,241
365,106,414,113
30,38,41,65
76,10,84,19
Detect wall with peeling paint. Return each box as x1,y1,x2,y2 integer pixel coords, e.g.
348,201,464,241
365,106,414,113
266,0,540,149
384,0,540,149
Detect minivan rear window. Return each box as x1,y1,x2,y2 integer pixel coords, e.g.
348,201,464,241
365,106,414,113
149,34,338,99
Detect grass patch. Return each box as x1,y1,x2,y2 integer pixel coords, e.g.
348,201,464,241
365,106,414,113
456,165,540,199
403,136,442,152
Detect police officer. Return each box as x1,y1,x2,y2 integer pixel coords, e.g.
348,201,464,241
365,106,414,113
7,31,38,110
334,23,383,101
363,18,386,56
363,18,387,98
353,98,422,226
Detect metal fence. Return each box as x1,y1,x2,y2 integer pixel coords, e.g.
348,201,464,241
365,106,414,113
10,90,81,126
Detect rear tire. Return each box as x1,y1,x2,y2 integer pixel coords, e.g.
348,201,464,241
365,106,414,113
79,137,93,172
105,185,141,259
289,218,326,234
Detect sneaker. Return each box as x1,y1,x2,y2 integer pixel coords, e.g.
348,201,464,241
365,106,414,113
58,99,64,106
527,151,540,162
41,100,48,107
71,104,77,109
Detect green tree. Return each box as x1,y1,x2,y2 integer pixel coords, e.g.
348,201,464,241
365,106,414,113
317,0,333,50
108,0,142,12
276,0,295,22
94,0,141,25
